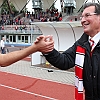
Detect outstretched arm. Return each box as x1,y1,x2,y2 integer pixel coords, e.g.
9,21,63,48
0,35,54,67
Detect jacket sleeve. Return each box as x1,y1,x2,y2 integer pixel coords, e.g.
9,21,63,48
43,43,76,70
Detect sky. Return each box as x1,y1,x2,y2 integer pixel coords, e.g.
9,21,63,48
26,0,33,12
26,0,99,13
26,0,62,12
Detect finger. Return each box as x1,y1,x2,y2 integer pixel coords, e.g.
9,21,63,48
47,40,54,45
34,39,39,44
44,35,49,42
37,35,45,39
34,35,45,43
42,47,54,53
49,35,53,42
37,36,44,41
38,41,54,53
44,35,53,42
44,43,54,51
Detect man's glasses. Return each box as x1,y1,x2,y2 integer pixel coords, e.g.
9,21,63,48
80,13,97,20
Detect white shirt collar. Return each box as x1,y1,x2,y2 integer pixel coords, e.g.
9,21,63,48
89,32,100,45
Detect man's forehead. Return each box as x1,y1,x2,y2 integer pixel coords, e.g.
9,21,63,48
82,6,95,14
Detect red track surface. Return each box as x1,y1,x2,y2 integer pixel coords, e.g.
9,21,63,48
0,71,75,100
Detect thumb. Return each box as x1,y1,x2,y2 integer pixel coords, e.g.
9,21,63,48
44,35,53,42
49,35,53,42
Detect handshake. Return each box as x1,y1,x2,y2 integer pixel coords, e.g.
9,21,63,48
34,35,54,54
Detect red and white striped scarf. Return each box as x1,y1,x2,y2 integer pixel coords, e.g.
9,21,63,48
75,46,86,100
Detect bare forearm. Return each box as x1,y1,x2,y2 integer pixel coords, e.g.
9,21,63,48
0,44,37,67
0,35,54,67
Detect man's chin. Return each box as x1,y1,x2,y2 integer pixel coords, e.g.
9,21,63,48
83,29,89,33
84,30,91,36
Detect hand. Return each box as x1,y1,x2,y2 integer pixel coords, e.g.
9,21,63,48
34,35,52,43
34,35,54,53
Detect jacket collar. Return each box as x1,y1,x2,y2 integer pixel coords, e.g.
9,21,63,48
78,33,100,51
97,41,100,48
78,33,90,51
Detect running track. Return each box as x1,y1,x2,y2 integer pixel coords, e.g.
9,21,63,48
0,71,75,100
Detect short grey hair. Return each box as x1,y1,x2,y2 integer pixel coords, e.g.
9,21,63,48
83,2,100,15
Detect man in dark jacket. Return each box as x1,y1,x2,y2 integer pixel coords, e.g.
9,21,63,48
35,2,100,100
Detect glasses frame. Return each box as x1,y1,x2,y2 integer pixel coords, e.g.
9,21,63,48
80,13,97,20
